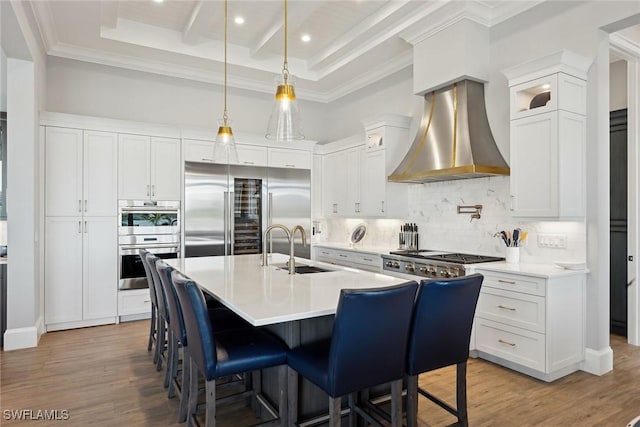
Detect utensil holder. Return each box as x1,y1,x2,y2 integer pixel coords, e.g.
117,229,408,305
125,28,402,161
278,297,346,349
505,247,520,264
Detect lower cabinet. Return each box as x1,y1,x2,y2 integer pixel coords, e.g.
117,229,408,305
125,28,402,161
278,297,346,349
312,246,382,273
118,289,152,317
473,268,585,382
45,217,118,331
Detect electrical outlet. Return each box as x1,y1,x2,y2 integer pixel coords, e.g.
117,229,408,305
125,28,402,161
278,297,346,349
538,233,567,249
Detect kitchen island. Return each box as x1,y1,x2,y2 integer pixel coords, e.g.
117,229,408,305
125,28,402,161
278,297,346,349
167,253,411,422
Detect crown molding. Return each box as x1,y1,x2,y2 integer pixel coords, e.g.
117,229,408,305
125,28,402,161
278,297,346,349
29,1,57,52
610,33,640,59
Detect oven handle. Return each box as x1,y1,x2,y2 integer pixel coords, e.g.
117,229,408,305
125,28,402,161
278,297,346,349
119,245,179,255
119,206,180,213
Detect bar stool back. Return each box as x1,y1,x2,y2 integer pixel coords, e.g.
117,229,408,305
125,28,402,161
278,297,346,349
405,274,483,427
146,252,170,378
287,281,418,427
139,249,159,359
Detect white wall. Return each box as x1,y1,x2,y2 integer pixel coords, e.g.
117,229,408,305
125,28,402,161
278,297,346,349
611,59,629,110
1,48,6,111
46,57,329,142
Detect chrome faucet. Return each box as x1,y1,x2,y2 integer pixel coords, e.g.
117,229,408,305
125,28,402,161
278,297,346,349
289,225,308,273
262,224,292,271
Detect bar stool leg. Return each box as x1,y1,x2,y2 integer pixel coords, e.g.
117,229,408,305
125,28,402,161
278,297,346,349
406,375,419,427
153,313,162,364
205,379,216,427
348,393,357,427
277,365,288,427
456,362,468,427
329,396,341,427
168,334,179,397
164,330,173,388
156,319,166,371
178,354,190,422
390,379,402,427
188,359,199,425
288,368,298,427
148,307,156,352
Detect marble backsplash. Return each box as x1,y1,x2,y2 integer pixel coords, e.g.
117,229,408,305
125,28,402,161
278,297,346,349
314,176,587,265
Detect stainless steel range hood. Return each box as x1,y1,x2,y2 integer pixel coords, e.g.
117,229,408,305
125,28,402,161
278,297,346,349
389,80,509,183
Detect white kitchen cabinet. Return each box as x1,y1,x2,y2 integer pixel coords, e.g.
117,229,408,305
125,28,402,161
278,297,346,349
45,216,118,329
323,151,348,216
183,139,268,167
45,128,117,217
312,154,323,218
268,147,311,169
118,289,152,317
504,52,589,219
312,245,382,273
361,149,387,216
346,147,364,216
473,267,585,382
119,134,180,201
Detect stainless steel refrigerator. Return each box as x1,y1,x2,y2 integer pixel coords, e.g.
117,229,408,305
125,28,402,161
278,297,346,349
184,161,311,259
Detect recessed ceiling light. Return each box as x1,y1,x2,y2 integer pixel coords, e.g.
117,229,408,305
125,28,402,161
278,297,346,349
301,34,311,43
234,16,245,25
542,84,551,90
152,0,164,3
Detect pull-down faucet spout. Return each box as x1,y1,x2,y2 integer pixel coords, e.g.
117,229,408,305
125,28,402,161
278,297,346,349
262,224,292,272
289,225,308,273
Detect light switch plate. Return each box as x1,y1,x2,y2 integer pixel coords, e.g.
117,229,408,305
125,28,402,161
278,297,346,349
538,233,567,249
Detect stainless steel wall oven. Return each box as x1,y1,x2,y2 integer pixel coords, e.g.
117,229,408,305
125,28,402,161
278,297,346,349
118,200,180,290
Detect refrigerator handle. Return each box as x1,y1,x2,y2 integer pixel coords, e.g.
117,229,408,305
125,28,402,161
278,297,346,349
268,192,273,253
224,191,229,255
229,191,235,255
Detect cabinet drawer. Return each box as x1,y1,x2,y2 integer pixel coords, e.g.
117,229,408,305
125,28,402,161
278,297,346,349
118,290,152,316
476,318,545,372
230,145,268,167
268,148,311,169
477,270,546,296
477,288,545,333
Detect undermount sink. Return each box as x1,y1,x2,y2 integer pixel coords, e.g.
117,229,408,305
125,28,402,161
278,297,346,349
276,264,335,274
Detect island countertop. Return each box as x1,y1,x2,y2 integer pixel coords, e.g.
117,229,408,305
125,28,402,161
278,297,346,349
166,253,409,326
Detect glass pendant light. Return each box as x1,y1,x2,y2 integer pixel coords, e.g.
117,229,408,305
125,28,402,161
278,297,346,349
214,0,239,163
265,0,304,142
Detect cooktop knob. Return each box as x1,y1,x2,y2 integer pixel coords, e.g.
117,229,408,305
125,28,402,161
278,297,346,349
405,264,415,273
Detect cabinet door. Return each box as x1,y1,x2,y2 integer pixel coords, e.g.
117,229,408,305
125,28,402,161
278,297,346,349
346,147,362,216
83,217,118,320
510,113,558,217
84,131,117,216
119,134,151,200
323,152,348,216
150,137,181,200
45,127,83,216
268,148,311,169
184,139,217,163
361,149,387,216
45,217,83,324
232,145,268,167
311,154,323,218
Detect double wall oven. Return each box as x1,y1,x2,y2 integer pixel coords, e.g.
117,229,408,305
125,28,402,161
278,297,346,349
119,200,180,290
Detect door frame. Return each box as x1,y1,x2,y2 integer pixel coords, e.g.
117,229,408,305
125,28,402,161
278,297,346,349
610,33,640,346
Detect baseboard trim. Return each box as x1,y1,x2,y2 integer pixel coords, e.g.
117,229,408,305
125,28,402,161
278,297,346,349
3,326,39,350
581,346,613,375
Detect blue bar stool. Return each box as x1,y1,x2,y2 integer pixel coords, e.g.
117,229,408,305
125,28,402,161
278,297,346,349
288,282,418,427
139,249,160,362
172,272,289,427
146,252,171,376
156,260,250,423
405,274,483,427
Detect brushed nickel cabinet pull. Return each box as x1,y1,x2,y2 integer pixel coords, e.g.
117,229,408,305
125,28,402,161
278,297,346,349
144,300,151,303
243,161,255,165
84,221,87,233
84,199,87,212
381,201,385,213
78,221,82,234
498,279,516,285
285,164,295,168
78,200,82,212
498,339,516,347
146,185,150,197
363,258,373,262
339,254,348,258
152,185,156,197
498,305,516,311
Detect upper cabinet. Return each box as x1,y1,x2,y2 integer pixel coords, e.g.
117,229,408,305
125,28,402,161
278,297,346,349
119,134,181,201
504,51,590,219
320,115,410,218
267,147,311,169
45,127,118,217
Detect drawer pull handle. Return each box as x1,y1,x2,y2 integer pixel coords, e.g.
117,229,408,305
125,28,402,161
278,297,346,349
144,300,151,303
363,258,373,262
498,339,516,347
498,279,516,285
339,254,348,258
498,305,516,311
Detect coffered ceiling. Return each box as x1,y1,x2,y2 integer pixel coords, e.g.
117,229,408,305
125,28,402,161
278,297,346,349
24,0,630,102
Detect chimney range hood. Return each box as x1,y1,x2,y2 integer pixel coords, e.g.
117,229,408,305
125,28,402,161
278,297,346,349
389,79,509,183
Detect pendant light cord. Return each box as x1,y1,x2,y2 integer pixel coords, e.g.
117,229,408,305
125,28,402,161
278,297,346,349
223,0,229,125
283,0,289,82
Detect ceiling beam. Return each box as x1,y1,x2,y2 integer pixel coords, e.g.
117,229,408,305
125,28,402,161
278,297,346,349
183,1,217,45
250,1,324,59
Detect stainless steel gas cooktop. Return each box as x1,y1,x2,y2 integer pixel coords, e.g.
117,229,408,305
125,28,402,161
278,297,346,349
382,250,504,279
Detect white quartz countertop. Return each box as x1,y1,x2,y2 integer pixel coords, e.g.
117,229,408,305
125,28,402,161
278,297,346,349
167,254,409,326
312,242,394,256
470,262,589,278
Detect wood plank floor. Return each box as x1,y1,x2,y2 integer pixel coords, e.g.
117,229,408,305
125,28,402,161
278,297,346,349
1,320,639,426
